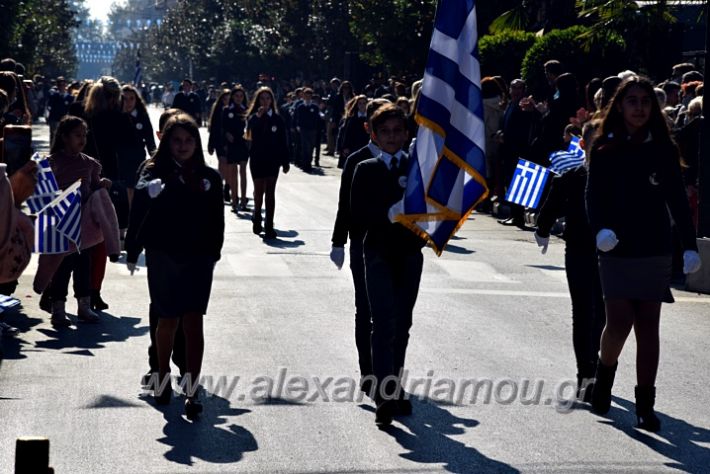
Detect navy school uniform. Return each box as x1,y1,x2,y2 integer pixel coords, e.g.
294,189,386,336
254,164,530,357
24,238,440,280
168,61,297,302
332,142,381,381
118,109,157,187
222,103,249,164
247,110,289,179
350,150,426,399
294,101,322,167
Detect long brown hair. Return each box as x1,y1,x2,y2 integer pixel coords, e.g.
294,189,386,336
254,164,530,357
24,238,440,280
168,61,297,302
120,84,149,116
148,113,205,172
246,86,278,117
208,90,229,129
50,115,87,153
595,76,672,150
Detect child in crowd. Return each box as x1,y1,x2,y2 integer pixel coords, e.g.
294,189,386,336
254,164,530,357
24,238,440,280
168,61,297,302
246,87,290,240
350,104,425,427
126,114,224,418
46,116,111,326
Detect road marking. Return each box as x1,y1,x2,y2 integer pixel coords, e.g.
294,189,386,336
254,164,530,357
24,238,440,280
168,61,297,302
227,255,293,277
421,287,710,304
435,260,518,283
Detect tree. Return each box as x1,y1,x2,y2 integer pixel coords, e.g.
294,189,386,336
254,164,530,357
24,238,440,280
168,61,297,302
1,0,80,77
489,0,577,33
479,31,538,82
576,0,683,80
349,0,437,75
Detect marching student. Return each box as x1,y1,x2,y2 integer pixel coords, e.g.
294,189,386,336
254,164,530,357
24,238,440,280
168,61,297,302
586,76,700,431
330,97,390,398
294,88,322,171
119,84,156,208
207,90,230,202
246,87,290,240
135,107,187,388
222,86,250,211
45,116,111,326
125,113,224,417
338,95,370,162
535,121,605,401
350,104,426,427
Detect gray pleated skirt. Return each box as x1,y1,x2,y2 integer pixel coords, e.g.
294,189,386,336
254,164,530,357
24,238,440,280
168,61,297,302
598,255,674,303
146,249,215,318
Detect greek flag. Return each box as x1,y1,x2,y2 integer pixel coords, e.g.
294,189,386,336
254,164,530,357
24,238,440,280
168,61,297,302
0,294,20,313
34,181,82,254
26,153,60,214
549,137,585,175
133,50,142,86
505,159,550,209
389,0,488,255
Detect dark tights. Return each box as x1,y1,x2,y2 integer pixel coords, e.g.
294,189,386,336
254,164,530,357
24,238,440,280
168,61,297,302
252,176,278,228
599,299,662,387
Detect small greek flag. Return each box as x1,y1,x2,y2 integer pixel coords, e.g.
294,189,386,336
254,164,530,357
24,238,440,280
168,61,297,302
0,294,20,313
549,136,585,175
34,181,82,254
26,154,60,214
505,159,550,209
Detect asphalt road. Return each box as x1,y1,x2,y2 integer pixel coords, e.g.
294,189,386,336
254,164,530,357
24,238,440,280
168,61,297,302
1,107,709,473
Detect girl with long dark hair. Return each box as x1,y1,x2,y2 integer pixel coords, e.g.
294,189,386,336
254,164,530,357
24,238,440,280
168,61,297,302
586,76,701,432
125,114,224,418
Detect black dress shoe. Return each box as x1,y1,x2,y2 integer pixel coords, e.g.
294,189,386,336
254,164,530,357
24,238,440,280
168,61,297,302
375,400,396,427
185,398,203,420
252,218,263,235
264,228,277,240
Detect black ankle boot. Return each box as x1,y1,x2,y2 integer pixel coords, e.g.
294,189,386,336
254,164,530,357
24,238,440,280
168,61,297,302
90,290,109,311
252,216,263,235
635,385,661,432
591,359,617,415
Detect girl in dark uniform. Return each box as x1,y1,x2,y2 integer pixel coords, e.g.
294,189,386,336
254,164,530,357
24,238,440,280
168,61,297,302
207,90,230,201
119,84,156,207
586,76,701,432
246,87,290,240
222,86,250,211
125,114,224,418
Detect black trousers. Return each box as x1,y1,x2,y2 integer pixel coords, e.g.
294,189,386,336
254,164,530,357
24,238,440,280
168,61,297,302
349,241,372,378
300,129,319,166
565,249,605,376
147,302,186,374
48,248,92,302
365,250,423,400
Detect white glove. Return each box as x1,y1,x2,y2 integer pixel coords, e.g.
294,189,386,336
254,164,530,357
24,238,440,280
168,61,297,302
534,232,549,255
329,246,345,270
127,262,137,275
148,178,164,198
683,250,701,274
596,229,619,252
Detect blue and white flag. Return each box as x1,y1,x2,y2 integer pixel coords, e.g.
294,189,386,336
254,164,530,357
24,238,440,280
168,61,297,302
0,294,20,313
505,159,550,209
26,153,60,214
389,0,488,255
34,181,81,254
549,136,585,175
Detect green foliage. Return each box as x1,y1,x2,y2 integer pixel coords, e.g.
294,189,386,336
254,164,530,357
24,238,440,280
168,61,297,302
521,25,626,98
0,0,79,77
576,0,683,80
479,31,538,82
490,0,578,33
349,0,437,74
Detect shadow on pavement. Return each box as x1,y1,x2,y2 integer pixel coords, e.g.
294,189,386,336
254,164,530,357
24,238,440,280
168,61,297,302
0,306,46,360
442,244,475,255
149,390,258,466
262,234,305,249
361,397,520,473
34,313,148,353
593,396,710,474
